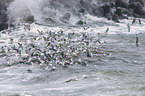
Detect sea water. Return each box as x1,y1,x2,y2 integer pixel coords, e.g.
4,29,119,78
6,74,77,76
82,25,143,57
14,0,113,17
0,0,145,96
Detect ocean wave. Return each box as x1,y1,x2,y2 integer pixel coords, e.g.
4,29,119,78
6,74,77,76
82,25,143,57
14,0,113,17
6,0,115,25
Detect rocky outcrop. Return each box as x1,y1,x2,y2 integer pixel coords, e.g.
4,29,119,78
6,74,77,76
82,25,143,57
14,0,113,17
1,0,145,29
88,0,145,22
129,0,145,6
0,1,8,31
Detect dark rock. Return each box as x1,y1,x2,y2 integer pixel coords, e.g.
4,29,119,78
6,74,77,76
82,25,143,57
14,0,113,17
128,2,137,9
129,0,136,3
115,8,129,19
104,4,111,14
103,4,112,19
80,0,94,14
128,8,134,14
0,2,7,11
105,13,112,20
95,4,113,19
116,8,123,16
0,23,8,31
122,2,129,9
60,12,71,23
127,1,145,18
129,2,145,16
80,0,92,4
0,11,8,23
115,0,129,9
101,0,116,3
45,17,56,23
92,3,115,19
112,14,120,22
0,11,8,31
122,8,133,16
115,0,123,8
129,0,145,7
79,8,85,13
80,0,92,8
76,20,84,25
25,15,34,23
0,1,13,31
141,15,145,18
133,13,142,18
109,2,115,8
136,1,143,10
137,0,145,6
92,7,104,17
134,2,145,15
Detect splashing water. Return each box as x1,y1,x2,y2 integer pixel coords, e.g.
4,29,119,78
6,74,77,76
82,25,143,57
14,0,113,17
1,0,145,96
7,0,116,25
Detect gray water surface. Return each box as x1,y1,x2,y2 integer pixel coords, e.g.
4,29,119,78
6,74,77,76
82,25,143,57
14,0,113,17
0,19,145,96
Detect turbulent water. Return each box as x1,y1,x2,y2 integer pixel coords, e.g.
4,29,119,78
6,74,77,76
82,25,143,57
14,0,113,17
0,0,145,96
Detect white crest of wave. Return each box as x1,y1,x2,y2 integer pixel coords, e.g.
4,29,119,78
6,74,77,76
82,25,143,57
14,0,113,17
7,0,44,25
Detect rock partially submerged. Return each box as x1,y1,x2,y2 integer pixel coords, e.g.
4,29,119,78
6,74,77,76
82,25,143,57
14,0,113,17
0,2,8,31
76,20,84,25
0,23,9,31
1,0,145,31
79,0,145,23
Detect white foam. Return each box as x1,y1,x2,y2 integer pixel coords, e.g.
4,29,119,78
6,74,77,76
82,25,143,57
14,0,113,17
7,0,43,25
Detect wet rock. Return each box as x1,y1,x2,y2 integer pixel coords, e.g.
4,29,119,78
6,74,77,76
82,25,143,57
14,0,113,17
116,8,123,16
0,11,9,31
45,17,56,23
101,0,116,3
104,4,113,19
0,1,12,31
0,1,7,11
128,2,137,9
115,0,129,8
25,15,34,23
93,3,114,19
80,0,92,5
129,0,145,7
109,2,115,8
0,11,7,23
113,0,145,19
104,4,111,14
0,23,8,31
80,0,94,14
129,0,136,3
0,15,8,31
88,2,117,20
105,13,112,20
65,78,78,83
138,0,145,6
122,8,133,16
92,7,104,17
128,2,145,17
112,14,120,22
134,2,145,15
133,13,141,18
60,12,71,23
79,8,85,13
76,20,84,25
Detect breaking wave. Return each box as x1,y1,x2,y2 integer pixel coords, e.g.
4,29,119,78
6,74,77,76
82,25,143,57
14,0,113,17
6,0,120,26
